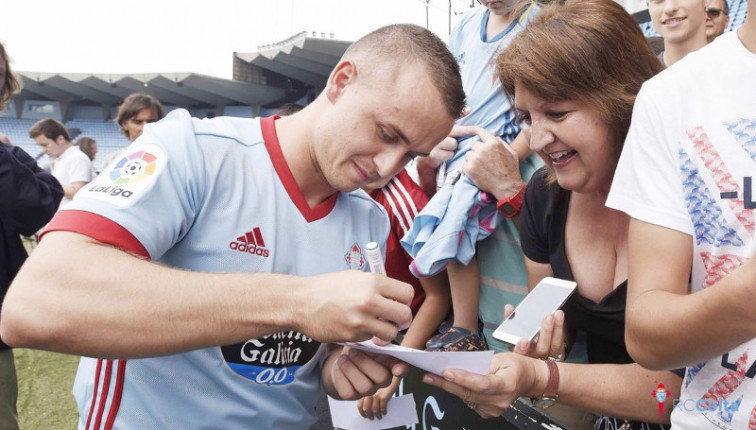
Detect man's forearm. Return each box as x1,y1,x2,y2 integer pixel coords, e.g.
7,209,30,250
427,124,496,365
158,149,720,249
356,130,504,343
627,270,756,370
558,363,680,423
0,231,305,359
625,219,756,369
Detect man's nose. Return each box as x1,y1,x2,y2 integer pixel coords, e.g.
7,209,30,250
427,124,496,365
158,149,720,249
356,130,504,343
374,148,408,182
663,0,680,14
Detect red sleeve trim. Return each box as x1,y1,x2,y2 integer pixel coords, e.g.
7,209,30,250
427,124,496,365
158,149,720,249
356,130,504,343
41,210,150,259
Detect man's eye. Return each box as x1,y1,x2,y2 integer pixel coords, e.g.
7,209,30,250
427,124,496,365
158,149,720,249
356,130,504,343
379,127,398,143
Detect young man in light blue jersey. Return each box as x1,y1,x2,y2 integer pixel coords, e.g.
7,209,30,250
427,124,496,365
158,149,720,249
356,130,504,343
0,24,465,429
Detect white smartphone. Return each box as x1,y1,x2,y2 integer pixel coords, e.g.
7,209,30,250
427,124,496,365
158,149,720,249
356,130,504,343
492,277,577,345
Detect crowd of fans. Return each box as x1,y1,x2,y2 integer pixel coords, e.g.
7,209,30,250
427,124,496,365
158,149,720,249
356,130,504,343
0,0,751,429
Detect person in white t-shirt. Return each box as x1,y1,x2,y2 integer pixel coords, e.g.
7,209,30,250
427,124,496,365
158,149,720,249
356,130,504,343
606,1,756,428
30,119,92,208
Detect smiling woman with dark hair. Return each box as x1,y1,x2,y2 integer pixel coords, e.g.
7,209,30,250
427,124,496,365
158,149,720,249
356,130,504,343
423,1,682,428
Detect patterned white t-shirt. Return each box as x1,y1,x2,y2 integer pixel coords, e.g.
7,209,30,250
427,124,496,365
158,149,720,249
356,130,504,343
607,31,756,429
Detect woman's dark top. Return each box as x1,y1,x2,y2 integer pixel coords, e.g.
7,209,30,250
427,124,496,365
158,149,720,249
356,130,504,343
520,167,681,429
520,167,633,365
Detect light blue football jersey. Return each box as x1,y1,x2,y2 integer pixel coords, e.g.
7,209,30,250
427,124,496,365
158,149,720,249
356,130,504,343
48,109,390,429
446,2,539,162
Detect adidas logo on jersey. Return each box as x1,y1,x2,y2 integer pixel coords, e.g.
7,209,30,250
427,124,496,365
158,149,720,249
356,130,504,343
229,228,270,257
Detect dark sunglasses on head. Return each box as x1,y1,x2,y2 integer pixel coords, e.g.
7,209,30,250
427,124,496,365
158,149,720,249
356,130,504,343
706,7,724,19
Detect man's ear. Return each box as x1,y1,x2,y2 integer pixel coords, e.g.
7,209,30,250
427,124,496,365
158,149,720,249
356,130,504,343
55,135,67,145
324,60,357,103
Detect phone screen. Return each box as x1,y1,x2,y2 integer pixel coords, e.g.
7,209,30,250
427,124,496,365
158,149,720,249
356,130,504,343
492,278,576,344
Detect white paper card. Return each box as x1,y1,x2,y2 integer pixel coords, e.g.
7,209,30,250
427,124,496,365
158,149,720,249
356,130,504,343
328,394,418,430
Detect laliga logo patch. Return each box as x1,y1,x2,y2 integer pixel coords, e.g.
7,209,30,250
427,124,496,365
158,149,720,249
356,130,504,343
83,144,167,208
109,150,158,184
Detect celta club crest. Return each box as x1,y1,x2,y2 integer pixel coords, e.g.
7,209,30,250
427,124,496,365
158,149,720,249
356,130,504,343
344,243,366,270
651,383,669,418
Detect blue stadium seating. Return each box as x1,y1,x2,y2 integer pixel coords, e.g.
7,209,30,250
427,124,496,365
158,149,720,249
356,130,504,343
0,109,259,172
0,117,129,171
65,120,125,171
729,0,749,31
0,117,43,160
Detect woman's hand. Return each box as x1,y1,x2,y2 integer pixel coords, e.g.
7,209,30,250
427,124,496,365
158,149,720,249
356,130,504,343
461,127,524,201
421,353,544,418
503,305,566,361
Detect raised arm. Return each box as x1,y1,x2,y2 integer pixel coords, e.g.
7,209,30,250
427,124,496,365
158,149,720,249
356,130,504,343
424,353,681,424
625,218,756,369
0,231,414,359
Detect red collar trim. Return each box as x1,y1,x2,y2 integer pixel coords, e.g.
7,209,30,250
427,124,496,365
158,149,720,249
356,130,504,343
261,116,337,222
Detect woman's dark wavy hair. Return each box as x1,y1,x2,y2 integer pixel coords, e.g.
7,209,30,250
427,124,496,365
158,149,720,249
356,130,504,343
497,0,662,158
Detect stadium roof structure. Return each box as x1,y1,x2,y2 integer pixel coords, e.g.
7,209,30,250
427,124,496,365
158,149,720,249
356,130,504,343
14,71,286,109
9,30,351,118
233,31,351,93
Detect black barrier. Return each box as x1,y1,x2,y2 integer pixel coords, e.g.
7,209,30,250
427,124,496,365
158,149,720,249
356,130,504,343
386,365,567,430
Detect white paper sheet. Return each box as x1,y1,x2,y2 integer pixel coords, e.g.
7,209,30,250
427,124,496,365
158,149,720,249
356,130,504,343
339,340,494,376
328,394,418,430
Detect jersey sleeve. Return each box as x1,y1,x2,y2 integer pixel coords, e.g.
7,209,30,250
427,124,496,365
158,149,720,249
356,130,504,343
520,167,551,263
606,83,694,236
44,109,206,260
